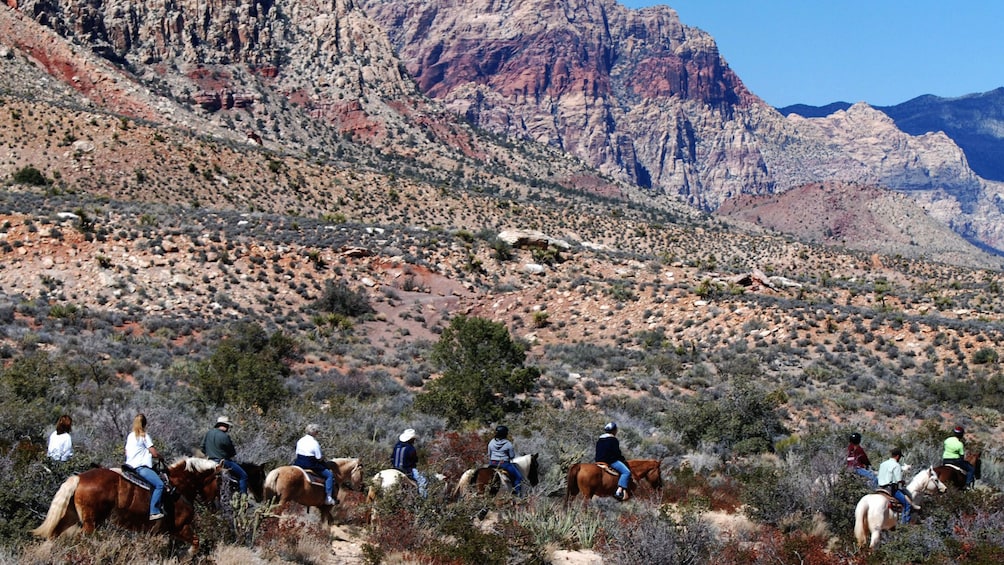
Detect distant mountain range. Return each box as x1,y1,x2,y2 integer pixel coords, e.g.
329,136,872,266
778,88,1004,182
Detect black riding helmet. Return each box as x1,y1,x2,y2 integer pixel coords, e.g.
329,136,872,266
849,433,862,445
495,425,509,439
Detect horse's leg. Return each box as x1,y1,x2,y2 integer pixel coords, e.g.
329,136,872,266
854,498,868,547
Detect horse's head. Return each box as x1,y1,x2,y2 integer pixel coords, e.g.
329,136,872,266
169,457,221,504
527,454,540,487
925,466,948,494
330,458,364,491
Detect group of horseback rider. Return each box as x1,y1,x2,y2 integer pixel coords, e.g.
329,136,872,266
846,425,977,524
47,411,640,510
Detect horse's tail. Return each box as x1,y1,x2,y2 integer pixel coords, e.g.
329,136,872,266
853,496,869,547
453,468,475,500
263,468,281,503
565,464,581,505
33,474,80,538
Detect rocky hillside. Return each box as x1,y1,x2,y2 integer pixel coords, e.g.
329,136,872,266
362,0,1004,255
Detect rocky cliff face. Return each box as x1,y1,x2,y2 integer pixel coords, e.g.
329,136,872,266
362,0,1002,252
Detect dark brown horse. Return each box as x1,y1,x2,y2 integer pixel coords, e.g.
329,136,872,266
933,451,981,490
565,459,663,505
33,457,220,554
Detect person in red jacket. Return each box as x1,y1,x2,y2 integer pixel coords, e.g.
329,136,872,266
846,432,877,488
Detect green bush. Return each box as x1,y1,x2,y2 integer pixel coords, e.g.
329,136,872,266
311,279,374,318
12,166,48,186
416,315,539,425
192,322,298,413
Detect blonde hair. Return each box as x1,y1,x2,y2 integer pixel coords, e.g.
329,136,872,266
132,414,148,438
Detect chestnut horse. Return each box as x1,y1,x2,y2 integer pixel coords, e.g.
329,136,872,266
262,459,360,524
33,457,220,554
565,459,663,504
933,451,981,490
453,453,540,499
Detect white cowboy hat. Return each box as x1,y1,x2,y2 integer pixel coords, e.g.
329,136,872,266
216,416,233,428
399,428,417,442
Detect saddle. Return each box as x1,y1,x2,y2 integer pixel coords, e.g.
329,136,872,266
120,464,175,495
874,486,917,511
295,466,329,487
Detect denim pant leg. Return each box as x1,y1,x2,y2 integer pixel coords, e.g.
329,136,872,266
223,460,249,494
411,469,428,497
854,467,878,489
893,490,911,523
501,462,523,494
610,461,631,490
135,466,165,515
322,468,334,498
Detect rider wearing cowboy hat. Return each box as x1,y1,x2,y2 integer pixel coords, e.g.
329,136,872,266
393,428,428,497
942,426,975,489
878,447,913,524
201,415,249,496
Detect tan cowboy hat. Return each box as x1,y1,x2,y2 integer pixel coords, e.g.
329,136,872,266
399,428,417,442
216,416,233,428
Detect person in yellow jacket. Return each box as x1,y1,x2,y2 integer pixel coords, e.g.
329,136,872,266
942,426,975,489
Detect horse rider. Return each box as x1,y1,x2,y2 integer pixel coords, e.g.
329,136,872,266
487,425,523,496
125,413,166,520
596,422,631,501
846,432,877,488
942,425,975,489
47,414,73,462
877,447,912,525
393,428,428,497
201,416,248,496
294,423,337,506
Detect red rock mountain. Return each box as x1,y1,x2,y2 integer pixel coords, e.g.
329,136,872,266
3,0,1003,255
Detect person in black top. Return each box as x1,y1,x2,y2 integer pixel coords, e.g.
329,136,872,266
595,422,631,501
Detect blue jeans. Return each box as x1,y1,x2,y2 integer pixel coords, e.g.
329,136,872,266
944,459,975,488
221,460,248,494
406,468,428,497
319,468,334,498
609,460,631,490
893,489,912,524
135,465,165,516
854,467,878,489
492,461,524,495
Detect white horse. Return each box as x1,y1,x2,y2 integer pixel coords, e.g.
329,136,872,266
854,466,947,547
366,468,446,503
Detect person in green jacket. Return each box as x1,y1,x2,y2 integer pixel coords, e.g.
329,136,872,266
202,416,248,495
942,426,975,489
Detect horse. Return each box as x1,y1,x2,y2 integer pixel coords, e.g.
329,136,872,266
330,457,365,492
453,453,539,499
262,462,344,524
33,457,220,555
216,461,268,502
932,451,981,490
854,466,948,548
366,468,448,503
565,459,663,505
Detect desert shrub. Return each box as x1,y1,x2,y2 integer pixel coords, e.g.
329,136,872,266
311,279,374,318
191,321,298,414
971,347,999,365
416,315,540,425
737,463,802,526
670,376,788,455
12,166,48,187
601,507,720,565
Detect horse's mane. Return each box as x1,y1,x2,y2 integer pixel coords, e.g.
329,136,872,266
171,456,218,473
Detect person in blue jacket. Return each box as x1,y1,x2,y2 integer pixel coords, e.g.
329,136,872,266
393,428,427,497
596,422,631,501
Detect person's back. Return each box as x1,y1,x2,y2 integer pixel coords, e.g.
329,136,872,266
487,425,523,495
595,422,630,501
392,428,427,497
942,426,975,488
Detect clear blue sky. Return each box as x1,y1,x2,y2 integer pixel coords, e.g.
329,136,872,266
621,1,1004,107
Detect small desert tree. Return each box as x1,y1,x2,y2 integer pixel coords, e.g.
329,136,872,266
193,322,298,414
416,315,539,425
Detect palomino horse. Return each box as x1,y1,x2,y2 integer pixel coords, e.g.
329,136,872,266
33,457,220,554
453,454,540,499
565,459,663,504
330,457,365,492
933,451,981,490
263,460,359,524
854,466,948,548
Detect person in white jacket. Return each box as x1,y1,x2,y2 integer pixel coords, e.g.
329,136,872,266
47,414,73,462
